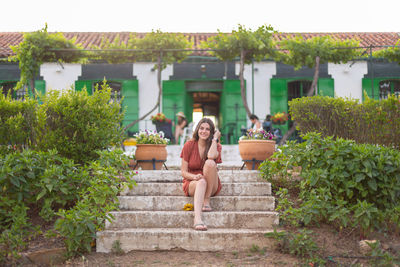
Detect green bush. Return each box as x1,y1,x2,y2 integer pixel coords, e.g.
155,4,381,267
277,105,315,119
265,229,321,259
53,149,135,256
0,149,85,226
0,93,38,148
260,132,400,235
289,94,400,149
36,82,125,163
0,149,134,262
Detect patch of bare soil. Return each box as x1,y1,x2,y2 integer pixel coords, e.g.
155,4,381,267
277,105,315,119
12,224,399,267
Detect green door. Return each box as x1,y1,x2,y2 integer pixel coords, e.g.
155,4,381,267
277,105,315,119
220,80,247,144
121,80,139,133
162,80,193,128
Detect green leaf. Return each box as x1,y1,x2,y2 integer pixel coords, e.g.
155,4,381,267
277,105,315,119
36,189,47,201
367,179,377,191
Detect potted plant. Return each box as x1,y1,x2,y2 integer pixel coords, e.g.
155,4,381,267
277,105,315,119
238,128,276,170
151,113,174,143
134,130,169,170
271,112,289,125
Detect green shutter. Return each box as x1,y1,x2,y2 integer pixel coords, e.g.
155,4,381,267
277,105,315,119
26,80,46,98
362,78,380,101
270,78,288,114
75,81,93,93
162,80,192,126
318,78,334,97
121,80,139,133
270,78,289,134
220,80,246,144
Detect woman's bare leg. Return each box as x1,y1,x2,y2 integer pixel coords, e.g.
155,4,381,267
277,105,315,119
188,179,207,226
203,159,219,208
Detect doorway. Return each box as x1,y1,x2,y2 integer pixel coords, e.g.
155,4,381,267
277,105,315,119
191,91,221,131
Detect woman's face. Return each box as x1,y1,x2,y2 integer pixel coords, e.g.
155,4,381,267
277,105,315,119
198,122,211,141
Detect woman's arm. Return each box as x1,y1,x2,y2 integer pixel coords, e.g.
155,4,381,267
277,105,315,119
181,159,203,180
207,130,221,159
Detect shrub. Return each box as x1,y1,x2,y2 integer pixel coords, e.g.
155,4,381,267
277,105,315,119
0,149,135,261
265,229,320,259
289,94,400,149
53,149,135,256
260,132,400,235
36,82,125,164
0,149,85,225
0,93,38,148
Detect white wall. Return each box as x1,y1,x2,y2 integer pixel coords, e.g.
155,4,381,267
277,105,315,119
40,63,82,91
134,63,173,131
236,62,277,127
328,61,368,101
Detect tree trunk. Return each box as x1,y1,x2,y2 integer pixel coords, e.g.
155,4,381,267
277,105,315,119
279,56,320,145
239,49,252,118
29,78,35,96
123,53,163,132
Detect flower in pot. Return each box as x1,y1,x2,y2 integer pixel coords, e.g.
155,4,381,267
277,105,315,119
271,112,289,125
150,113,174,142
238,128,276,170
134,130,169,170
151,113,172,124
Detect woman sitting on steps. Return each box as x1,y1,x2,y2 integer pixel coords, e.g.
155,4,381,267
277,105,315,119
180,118,222,231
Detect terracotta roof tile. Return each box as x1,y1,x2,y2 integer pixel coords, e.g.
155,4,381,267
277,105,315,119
0,32,399,58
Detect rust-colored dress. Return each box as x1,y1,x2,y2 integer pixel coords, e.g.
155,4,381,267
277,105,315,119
180,139,222,196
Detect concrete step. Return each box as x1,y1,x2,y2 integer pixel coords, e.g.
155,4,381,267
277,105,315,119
118,195,275,211
96,228,276,253
121,182,271,196
131,170,264,183
105,211,279,230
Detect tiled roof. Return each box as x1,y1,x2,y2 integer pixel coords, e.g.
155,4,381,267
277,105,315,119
0,32,399,58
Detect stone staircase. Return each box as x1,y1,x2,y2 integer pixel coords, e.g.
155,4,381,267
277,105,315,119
96,145,279,252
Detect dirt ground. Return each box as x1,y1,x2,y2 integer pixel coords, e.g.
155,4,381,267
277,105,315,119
10,221,399,267
7,182,400,266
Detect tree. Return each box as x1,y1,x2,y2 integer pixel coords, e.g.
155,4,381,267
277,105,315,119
90,34,137,63
9,24,84,95
94,30,192,131
203,25,277,118
277,35,361,145
373,39,400,63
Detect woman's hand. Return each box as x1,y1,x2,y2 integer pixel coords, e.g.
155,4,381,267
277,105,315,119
193,174,204,181
213,129,221,140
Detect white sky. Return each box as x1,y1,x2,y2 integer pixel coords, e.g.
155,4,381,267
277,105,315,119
1,0,399,33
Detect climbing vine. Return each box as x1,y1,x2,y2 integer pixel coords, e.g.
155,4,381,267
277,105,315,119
203,24,278,118
373,39,400,63
277,35,362,144
9,24,85,94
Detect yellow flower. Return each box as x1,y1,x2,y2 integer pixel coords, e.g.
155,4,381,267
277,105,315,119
123,138,137,146
183,203,194,211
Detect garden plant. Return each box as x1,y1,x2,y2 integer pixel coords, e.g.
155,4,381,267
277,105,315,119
260,132,400,265
0,85,135,263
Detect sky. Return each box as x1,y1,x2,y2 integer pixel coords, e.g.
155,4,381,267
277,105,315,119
1,0,400,33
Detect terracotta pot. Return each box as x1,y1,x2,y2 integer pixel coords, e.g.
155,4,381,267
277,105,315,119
135,144,167,170
238,139,276,170
128,159,137,170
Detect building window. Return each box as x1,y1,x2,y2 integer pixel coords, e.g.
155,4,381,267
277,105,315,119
1,81,16,97
93,81,122,102
287,80,313,102
379,80,400,99
0,81,27,100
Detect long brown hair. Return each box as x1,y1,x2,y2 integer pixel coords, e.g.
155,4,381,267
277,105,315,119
192,118,215,160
